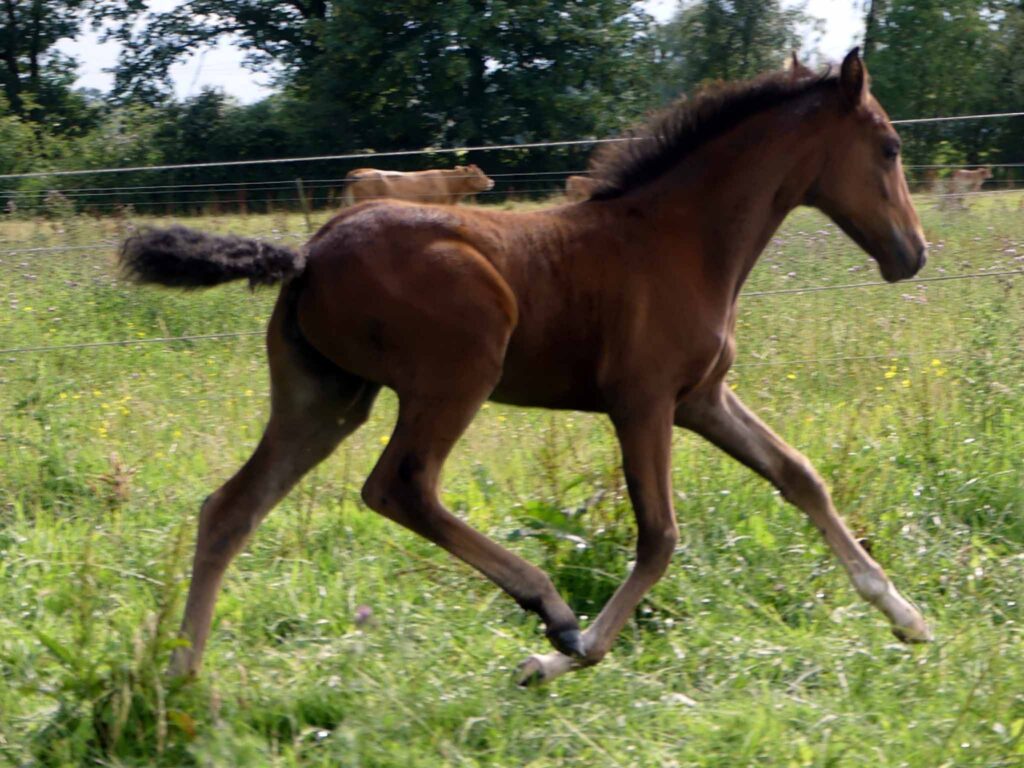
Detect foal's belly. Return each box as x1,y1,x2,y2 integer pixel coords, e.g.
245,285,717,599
487,332,608,412
488,370,605,412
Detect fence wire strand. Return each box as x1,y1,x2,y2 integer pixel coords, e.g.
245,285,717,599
0,110,1021,182
1,268,1019,358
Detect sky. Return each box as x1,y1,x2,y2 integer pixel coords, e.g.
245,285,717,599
57,1,865,105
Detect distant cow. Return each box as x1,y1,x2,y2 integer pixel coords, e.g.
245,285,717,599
565,175,599,202
343,165,494,206
940,166,992,209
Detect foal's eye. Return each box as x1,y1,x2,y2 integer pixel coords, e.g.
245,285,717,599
882,139,901,162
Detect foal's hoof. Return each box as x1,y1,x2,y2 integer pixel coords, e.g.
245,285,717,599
515,656,547,687
891,619,934,644
547,627,586,658
514,652,577,687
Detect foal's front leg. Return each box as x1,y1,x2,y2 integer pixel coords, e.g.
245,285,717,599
677,385,932,642
517,401,678,685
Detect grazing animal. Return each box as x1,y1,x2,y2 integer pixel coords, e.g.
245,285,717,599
940,166,992,209
914,167,939,193
565,174,599,202
121,49,930,687
342,164,494,205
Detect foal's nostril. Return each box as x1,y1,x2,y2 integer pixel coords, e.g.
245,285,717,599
913,237,928,270
904,230,927,273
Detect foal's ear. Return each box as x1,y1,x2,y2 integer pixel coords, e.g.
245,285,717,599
840,47,868,109
789,51,814,80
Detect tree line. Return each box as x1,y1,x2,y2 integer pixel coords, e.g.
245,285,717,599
1,0,1022,213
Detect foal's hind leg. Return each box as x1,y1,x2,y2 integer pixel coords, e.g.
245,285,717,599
169,318,379,677
677,385,931,642
361,390,582,658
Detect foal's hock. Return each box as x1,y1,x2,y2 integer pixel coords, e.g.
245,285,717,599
122,49,931,687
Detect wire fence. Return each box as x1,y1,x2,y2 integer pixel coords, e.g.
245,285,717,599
0,108,1019,216
1,266,1019,358
0,165,1013,201
0,109,1021,184
0,170,1018,215
1,108,1021,402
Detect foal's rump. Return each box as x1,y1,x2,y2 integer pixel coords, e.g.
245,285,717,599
117,209,521,398
293,209,519,394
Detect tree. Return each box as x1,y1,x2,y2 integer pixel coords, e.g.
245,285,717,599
110,0,658,176
656,0,822,96
0,0,101,130
861,0,888,58
990,2,1024,176
0,95,35,175
863,0,1007,164
106,0,330,102
297,0,656,153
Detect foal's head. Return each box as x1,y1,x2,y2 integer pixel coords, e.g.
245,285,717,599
809,48,927,282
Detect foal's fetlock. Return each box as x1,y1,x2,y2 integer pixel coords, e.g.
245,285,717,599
514,589,581,656
546,624,585,658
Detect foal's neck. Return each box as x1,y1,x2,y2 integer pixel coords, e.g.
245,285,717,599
640,99,830,301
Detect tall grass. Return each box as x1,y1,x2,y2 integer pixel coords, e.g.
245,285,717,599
0,196,1021,766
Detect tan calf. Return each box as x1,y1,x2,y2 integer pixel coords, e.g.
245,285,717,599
343,164,494,205
940,166,992,209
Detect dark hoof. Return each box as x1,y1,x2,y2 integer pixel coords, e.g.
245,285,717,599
547,627,586,658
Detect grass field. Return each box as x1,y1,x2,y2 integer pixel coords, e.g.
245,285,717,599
0,194,1022,766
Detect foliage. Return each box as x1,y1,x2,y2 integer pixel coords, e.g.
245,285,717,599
299,0,656,152
858,0,1024,178
106,0,656,159
865,0,1002,164
104,0,325,103
0,0,106,132
655,0,823,96
0,96,36,175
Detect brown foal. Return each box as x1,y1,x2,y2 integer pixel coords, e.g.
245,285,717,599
121,49,931,686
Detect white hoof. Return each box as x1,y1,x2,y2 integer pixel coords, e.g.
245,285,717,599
891,614,933,643
514,651,577,686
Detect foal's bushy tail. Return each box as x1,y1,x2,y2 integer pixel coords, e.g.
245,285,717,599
119,226,306,289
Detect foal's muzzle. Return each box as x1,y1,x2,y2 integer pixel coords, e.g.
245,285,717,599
878,229,927,283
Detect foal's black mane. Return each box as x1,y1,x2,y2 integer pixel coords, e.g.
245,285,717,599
590,69,838,200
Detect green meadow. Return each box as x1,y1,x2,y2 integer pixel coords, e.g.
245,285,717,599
0,194,1021,766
